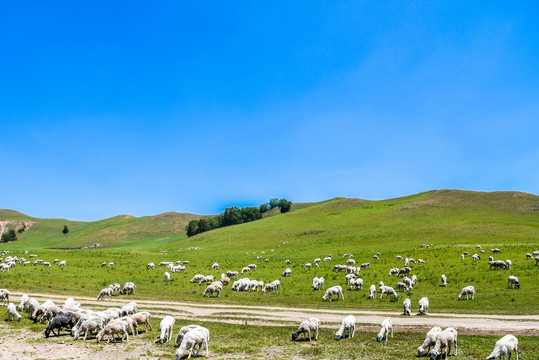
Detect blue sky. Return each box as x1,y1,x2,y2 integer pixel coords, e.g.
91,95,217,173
1,1,538,221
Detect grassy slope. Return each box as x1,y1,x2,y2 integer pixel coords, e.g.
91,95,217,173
1,190,538,314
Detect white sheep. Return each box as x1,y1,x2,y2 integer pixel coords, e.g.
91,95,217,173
507,276,520,289
203,283,222,297
322,286,344,302
0,289,10,305
349,278,363,290
368,284,376,299
96,319,129,343
418,297,429,315
373,255,379,260
312,277,325,290
292,317,320,341
58,260,66,267
97,287,113,301
282,267,292,277
335,315,355,340
458,285,476,300
211,263,219,269
505,259,512,269
396,282,408,292
7,303,21,321
379,286,398,299
26,298,39,319
410,274,416,285
18,294,29,311
121,302,138,316
175,327,210,359
164,272,171,282
376,318,393,342
486,334,518,360
130,311,153,335
429,327,458,360
389,268,399,276
473,254,481,261
417,326,442,356
403,298,411,316
403,276,413,289
73,315,106,340
441,274,447,287
418,259,425,264
159,315,175,343
304,263,312,269
147,262,155,269
345,273,356,284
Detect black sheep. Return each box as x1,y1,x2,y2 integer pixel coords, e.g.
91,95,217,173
44,312,76,338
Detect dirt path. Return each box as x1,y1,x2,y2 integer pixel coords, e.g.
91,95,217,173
10,292,539,335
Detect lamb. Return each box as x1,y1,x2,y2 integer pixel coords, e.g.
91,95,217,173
441,274,447,287
0,289,10,305
458,285,476,300
417,326,442,356
32,300,55,322
292,317,320,341
349,278,363,290
335,315,355,340
486,334,519,360
379,286,398,299
428,327,458,360
376,317,393,342
220,275,230,285
507,276,520,289
389,268,400,276
7,303,21,321
102,261,107,267
403,298,411,316
165,272,171,282
312,277,325,290
96,318,130,343
282,268,292,277
129,311,152,335
203,283,222,297
396,282,408,292
159,315,175,343
313,258,321,264
322,286,344,302
44,312,76,338
97,287,114,301
369,285,377,299
18,294,29,311
120,302,138,316
175,327,210,359
418,297,429,315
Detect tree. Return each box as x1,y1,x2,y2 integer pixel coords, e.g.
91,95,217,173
269,198,280,210
259,203,269,213
1,229,17,243
62,225,69,234
186,220,199,237
278,198,292,213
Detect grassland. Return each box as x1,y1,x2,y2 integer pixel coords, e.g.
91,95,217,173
0,190,538,315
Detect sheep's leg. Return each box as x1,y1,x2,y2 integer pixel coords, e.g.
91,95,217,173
83,329,88,341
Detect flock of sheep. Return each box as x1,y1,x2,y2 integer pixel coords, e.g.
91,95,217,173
0,250,66,271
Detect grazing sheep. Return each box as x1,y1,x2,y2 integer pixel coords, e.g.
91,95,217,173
373,255,379,260
97,287,114,301
109,283,121,295
418,259,426,264
345,273,356,284
346,258,356,265
147,262,155,269
159,315,175,343
322,286,344,302
44,312,77,338
418,297,429,315
376,318,393,342
203,284,222,297
175,327,210,359
533,250,539,256
486,334,518,360
175,325,204,346
477,245,482,249
73,316,106,340
191,274,204,283
120,302,138,316
360,262,370,269
349,278,363,290
7,303,21,321
441,274,447,287
506,259,512,269
379,286,398,299
241,266,251,274
18,294,29,312
491,248,502,254
378,281,384,288
396,255,403,260
396,282,408,292
26,298,39,319
458,285,476,300
0,289,10,306
389,268,400,276
403,298,411,316
312,277,325,290
473,254,481,261
368,285,376,299
429,327,458,360
417,326,442,357
282,268,292,277
377,252,382,256
526,253,532,259
292,317,320,341
211,263,219,269
96,319,130,343
262,283,278,292
335,315,355,340
108,262,115,268
507,276,520,289
324,256,331,262
402,276,413,289
304,263,312,269
489,255,494,262
481,250,485,254
58,260,66,267
397,267,411,277
463,252,469,256
411,275,418,286
120,282,136,295
130,312,152,335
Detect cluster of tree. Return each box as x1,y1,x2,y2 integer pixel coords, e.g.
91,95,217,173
1,229,17,243
186,198,292,237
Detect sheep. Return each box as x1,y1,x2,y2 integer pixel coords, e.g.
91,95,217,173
403,298,411,316
32,300,56,322
282,267,292,277
102,261,107,267
220,275,230,285
108,262,115,268
64,297,80,308
458,285,476,300
313,258,321,264
481,250,485,254
130,311,152,335
397,267,411,277
376,318,393,342
159,315,175,343
477,245,482,249
389,268,400,276
44,312,76,338
191,274,204,283
345,273,356,284
349,278,363,290
396,255,403,260
489,255,494,262
373,255,379,260
360,262,370,269
241,266,251,274
96,318,130,343
526,253,532,259
203,283,222,297
211,263,219,269
461,254,464,261
378,281,384,288
428,327,458,360
18,294,29,312
473,254,481,261
418,297,429,315
463,252,469,256
175,325,203,346
109,283,121,295
262,283,278,292
120,302,138,316
226,270,239,279
26,298,39,319
379,286,398,299
120,282,136,295
247,263,257,270
411,274,417,285
147,262,155,269
507,276,520,289
489,260,507,270
441,274,447,287
403,276,413,289
97,287,114,301
292,317,320,341
324,256,331,262
73,316,106,340
335,315,355,340
417,326,442,356
506,259,512,269
0,289,10,306
418,259,426,264
533,250,539,256
377,252,382,256
369,284,377,299
304,263,312,269
322,286,344,302
7,303,21,321
486,334,519,360
346,258,356,265
58,260,66,267
396,282,408,292
175,327,210,359
491,248,502,254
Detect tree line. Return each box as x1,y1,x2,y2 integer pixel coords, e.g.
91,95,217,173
186,198,292,237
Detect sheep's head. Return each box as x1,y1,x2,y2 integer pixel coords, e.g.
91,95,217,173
417,345,425,356
376,335,383,342
291,331,300,341
428,349,439,360
515,282,520,289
